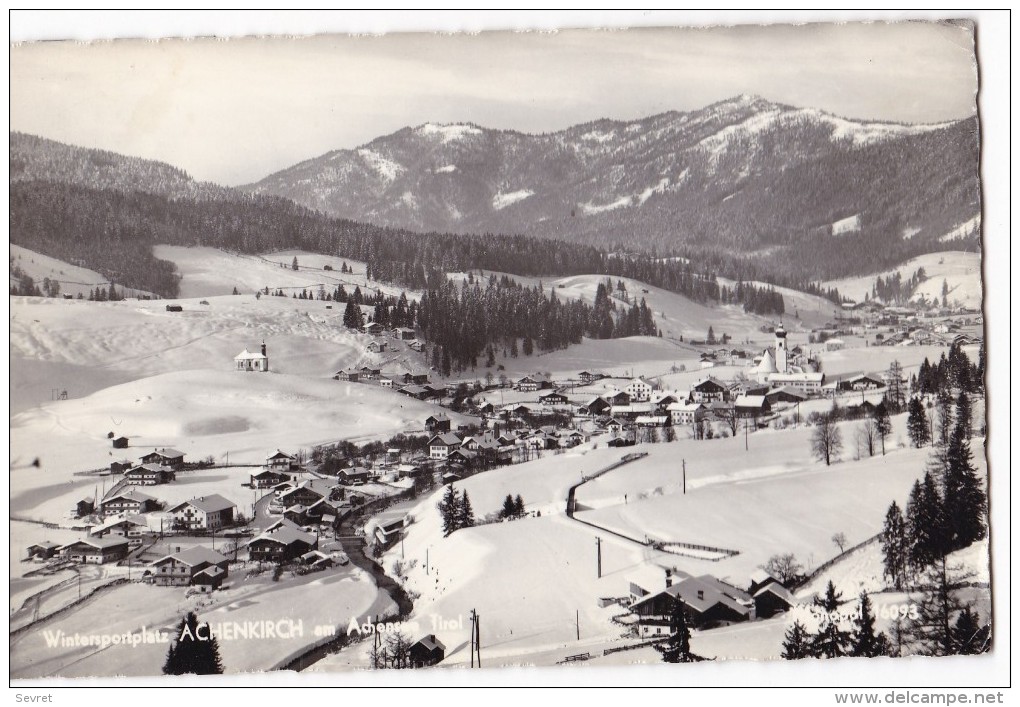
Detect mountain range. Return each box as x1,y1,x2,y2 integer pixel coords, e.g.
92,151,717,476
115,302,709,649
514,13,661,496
245,95,981,258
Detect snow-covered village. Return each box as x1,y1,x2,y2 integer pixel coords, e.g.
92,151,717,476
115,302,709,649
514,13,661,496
8,16,1002,689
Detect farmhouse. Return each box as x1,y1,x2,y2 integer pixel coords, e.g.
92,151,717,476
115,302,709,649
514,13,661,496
539,391,568,406
125,463,176,485
61,537,129,565
101,489,159,516
578,371,607,384
372,516,408,548
336,369,360,382
251,469,292,488
578,396,611,417
605,391,631,406
278,482,325,508
410,635,446,668
516,374,551,392
652,393,680,413
625,377,655,402
193,566,228,593
667,402,707,426
26,541,61,561
246,526,318,563
733,395,771,418
359,366,382,380
753,582,797,619
402,372,430,386
338,466,372,485
151,546,229,588
362,322,385,336
112,436,129,449
768,372,825,394
399,385,431,400
235,342,269,372
428,432,463,460
74,497,95,518
265,450,298,472
631,574,752,634
392,327,416,340
765,387,808,405
110,459,133,474
425,413,451,433
845,373,886,391
91,515,151,540
447,448,478,465
140,448,185,469
635,415,668,428
367,340,388,354
168,494,236,531
691,378,729,404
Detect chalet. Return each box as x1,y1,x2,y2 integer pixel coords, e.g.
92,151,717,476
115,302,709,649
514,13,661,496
359,366,382,380
447,448,478,466
91,515,150,540
362,322,385,336
399,385,431,400
477,402,495,415
733,395,771,418
462,431,501,452
558,430,586,448
379,377,395,388
338,466,373,485
707,401,735,420
246,526,318,563
578,396,611,417
605,391,631,406
846,373,886,391
691,378,729,404
372,516,407,548
265,450,297,472
74,497,96,518
168,494,236,531
336,369,360,382
609,403,653,420
392,327,416,340
61,537,129,565
112,436,129,449
652,393,680,413
278,482,325,509
367,340,388,354
625,377,655,402
578,371,606,384
539,391,568,406
747,569,782,596
425,413,452,434
631,574,752,634
516,374,551,392
151,546,229,587
607,436,635,448
667,402,706,426
410,635,446,668
753,582,797,619
101,489,159,516
110,459,133,474
251,469,290,489
604,418,627,435
283,505,311,526
764,387,808,405
140,448,185,469
428,432,463,460
125,463,176,485
193,566,228,592
234,342,269,372
408,340,425,352
402,372,430,386
27,541,61,561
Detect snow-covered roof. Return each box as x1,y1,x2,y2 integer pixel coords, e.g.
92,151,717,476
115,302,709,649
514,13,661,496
154,545,227,568
170,494,235,514
234,349,267,361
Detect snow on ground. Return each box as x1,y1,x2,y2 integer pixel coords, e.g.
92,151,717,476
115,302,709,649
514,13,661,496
10,244,154,299
831,214,861,236
417,123,482,143
820,251,982,310
580,195,633,215
492,189,534,210
939,215,981,243
9,562,389,678
717,277,841,329
153,245,415,300
357,148,405,182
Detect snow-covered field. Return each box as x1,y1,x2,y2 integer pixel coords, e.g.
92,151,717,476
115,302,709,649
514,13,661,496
10,244,156,299
820,251,982,310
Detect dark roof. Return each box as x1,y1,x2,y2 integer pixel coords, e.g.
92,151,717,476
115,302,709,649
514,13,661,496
170,494,235,514
413,634,446,652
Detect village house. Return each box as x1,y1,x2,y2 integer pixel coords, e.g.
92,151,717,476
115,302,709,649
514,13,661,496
402,372,430,386
652,393,680,414
605,390,631,406
125,463,176,485
538,390,568,406
168,494,236,531
337,466,372,485
408,340,425,352
110,459,133,474
101,489,159,516
635,415,669,428
609,403,653,420
372,515,408,548
515,374,552,392
625,377,656,402
428,432,463,460
603,418,627,436
578,396,611,417
447,448,478,466
193,566,228,593
251,469,292,488
752,582,797,619
378,376,395,388
843,373,886,391
362,322,385,336
140,448,185,469
630,574,753,635
277,482,325,508
764,387,808,406
578,371,607,384
246,525,318,563
91,515,151,541
60,537,130,565
733,395,772,418
26,541,61,561
73,497,96,518
399,384,431,400
234,342,269,372
112,436,129,449
668,402,707,426
409,635,447,668
265,450,298,472
359,366,382,380
335,369,360,382
392,326,416,340
767,371,825,394
691,378,729,404
425,413,451,434
367,340,388,354
151,546,229,588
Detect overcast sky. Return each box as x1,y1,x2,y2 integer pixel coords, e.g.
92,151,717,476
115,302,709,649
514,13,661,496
10,16,978,186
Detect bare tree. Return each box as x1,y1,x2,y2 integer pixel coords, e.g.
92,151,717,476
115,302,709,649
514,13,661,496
384,630,413,669
832,532,848,554
855,419,877,458
761,553,804,586
811,417,843,466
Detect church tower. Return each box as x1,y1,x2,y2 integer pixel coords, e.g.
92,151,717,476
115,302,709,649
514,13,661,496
775,323,788,373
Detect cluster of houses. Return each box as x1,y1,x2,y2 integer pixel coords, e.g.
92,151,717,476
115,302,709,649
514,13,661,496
360,322,423,354
335,367,445,401
625,566,797,637
425,414,587,469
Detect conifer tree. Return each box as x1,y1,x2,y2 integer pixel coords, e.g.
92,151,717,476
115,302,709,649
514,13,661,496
655,597,698,663
437,485,460,537
457,490,475,529
955,392,972,439
513,494,525,518
781,620,814,660
163,612,224,675
906,397,930,448
500,494,516,520
943,422,987,549
881,501,909,590
811,581,851,658
850,592,891,657
952,607,991,655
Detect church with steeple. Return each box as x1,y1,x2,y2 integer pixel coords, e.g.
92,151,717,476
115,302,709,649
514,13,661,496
752,323,823,393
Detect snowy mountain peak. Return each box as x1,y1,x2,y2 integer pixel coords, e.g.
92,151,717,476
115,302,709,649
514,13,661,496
415,122,483,143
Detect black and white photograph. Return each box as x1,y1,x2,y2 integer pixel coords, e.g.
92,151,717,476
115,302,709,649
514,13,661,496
7,10,1009,696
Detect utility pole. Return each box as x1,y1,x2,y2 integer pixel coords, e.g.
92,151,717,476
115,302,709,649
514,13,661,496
475,611,481,668
744,417,748,451
576,609,580,641
682,459,686,495
596,537,602,578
